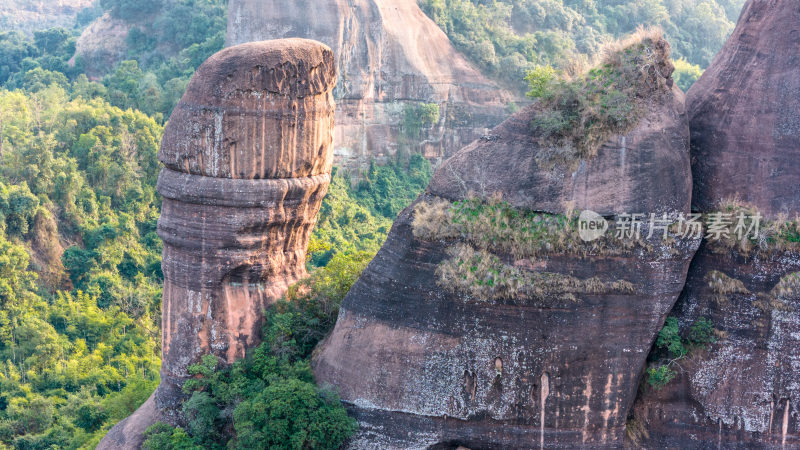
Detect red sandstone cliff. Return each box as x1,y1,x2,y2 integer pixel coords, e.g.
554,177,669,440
226,0,514,171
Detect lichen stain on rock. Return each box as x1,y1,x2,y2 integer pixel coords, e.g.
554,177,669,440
631,2,800,447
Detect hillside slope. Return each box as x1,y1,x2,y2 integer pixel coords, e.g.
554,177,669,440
0,0,94,31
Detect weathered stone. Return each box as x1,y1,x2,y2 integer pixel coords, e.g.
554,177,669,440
98,38,336,449
313,36,698,448
688,0,800,217
428,83,691,216
226,0,514,171
633,245,800,449
634,1,800,447
159,39,336,179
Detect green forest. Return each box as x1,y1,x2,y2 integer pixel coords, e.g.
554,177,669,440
419,0,744,91
0,0,744,448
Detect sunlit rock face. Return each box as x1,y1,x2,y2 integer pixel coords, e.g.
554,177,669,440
313,38,700,448
226,0,514,171
98,38,336,449
634,1,800,447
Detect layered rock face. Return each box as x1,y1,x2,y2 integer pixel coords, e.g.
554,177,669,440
635,1,800,447
428,86,691,216
314,37,700,448
98,38,336,449
226,0,513,170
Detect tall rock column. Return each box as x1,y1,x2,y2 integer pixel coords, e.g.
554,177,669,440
99,38,336,449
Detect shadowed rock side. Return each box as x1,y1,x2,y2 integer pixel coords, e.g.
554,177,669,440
314,37,699,448
226,0,513,170
634,1,800,447
98,38,336,449
688,0,800,217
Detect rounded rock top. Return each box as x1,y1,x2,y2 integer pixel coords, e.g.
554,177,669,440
159,38,337,180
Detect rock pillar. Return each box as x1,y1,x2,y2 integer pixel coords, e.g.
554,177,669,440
99,38,336,449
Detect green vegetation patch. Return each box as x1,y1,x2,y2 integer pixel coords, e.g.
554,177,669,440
437,244,634,303
704,199,800,255
526,28,673,161
419,0,743,92
413,197,652,260
143,251,368,449
646,317,717,390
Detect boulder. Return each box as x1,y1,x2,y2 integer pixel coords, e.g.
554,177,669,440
313,33,699,448
688,0,800,217
634,1,800,447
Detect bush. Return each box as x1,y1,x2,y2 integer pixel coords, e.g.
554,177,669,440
525,65,557,99
402,103,440,139
647,316,717,389
232,379,356,450
646,365,676,389
528,28,673,160
143,423,202,450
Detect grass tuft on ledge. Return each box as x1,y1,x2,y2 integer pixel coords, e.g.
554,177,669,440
526,27,673,161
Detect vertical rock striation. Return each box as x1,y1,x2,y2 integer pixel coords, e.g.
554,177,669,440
314,35,700,448
98,38,336,449
635,1,800,447
226,0,514,170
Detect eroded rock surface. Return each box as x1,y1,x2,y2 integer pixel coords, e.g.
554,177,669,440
226,0,513,170
98,38,336,449
314,36,699,448
634,1,800,447
688,0,800,216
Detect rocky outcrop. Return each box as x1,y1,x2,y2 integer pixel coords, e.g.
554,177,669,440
313,35,700,448
428,86,691,216
634,1,800,447
226,0,514,171
689,0,800,217
72,13,129,79
98,38,336,449
633,245,800,449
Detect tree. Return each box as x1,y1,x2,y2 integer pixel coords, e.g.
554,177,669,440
19,68,69,93
672,58,703,92
104,61,144,111
33,28,71,56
